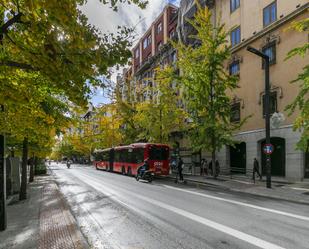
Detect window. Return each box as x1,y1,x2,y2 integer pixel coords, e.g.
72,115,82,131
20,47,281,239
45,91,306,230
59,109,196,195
231,27,241,47
157,41,162,51
263,1,277,27
263,91,277,116
262,42,276,66
132,148,144,163
149,146,169,160
230,0,240,12
229,61,240,76
143,39,148,49
114,150,121,162
143,35,151,49
157,22,162,34
135,49,139,59
147,35,152,46
171,51,177,63
231,103,241,123
169,30,175,39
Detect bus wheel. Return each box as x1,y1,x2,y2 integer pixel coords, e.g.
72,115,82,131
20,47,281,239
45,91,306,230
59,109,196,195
121,167,125,175
127,167,132,176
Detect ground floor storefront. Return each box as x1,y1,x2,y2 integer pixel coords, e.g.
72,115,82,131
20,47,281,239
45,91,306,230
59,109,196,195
172,125,309,182
217,125,308,182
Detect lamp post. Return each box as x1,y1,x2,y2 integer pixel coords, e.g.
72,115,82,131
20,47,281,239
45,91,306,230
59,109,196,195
247,46,272,189
0,104,6,230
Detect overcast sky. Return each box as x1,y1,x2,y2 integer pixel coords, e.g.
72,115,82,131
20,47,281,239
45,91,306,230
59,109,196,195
81,0,180,106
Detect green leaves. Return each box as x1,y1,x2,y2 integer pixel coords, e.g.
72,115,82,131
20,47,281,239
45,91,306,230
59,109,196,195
174,5,241,153
285,18,309,150
0,0,144,105
0,0,146,156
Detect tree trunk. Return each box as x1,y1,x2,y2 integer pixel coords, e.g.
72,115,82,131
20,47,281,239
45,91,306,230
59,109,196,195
19,137,28,200
34,157,38,175
211,133,216,179
29,153,34,183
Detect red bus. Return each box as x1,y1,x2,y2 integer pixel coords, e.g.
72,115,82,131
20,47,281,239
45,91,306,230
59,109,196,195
93,143,170,176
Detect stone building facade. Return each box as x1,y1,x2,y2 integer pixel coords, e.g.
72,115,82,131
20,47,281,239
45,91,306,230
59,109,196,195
122,0,309,181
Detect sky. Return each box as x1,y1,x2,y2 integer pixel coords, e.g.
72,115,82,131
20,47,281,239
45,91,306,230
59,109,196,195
81,0,180,106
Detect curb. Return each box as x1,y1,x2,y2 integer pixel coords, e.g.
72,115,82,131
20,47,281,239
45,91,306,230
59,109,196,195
162,175,309,206
231,188,309,206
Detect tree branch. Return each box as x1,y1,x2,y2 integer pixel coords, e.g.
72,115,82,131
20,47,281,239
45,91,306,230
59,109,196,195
0,12,23,37
0,60,36,70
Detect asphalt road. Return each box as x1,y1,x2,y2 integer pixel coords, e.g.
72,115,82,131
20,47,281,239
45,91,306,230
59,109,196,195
50,163,309,249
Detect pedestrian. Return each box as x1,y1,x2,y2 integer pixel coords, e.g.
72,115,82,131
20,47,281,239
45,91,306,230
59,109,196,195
215,160,220,178
208,160,213,176
253,158,262,181
177,157,184,181
200,159,208,176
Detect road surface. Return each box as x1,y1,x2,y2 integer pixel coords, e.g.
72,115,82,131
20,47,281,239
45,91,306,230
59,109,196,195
50,163,309,249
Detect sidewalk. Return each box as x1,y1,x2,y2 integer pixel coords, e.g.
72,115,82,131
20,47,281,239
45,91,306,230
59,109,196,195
0,175,88,249
167,173,309,205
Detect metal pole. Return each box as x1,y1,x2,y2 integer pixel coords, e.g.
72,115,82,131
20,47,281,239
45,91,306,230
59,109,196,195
247,46,272,189
159,108,162,143
265,58,272,188
0,134,6,231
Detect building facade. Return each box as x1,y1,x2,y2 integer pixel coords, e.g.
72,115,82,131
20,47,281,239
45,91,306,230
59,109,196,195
131,4,179,103
211,0,309,181
123,0,309,181
176,0,309,181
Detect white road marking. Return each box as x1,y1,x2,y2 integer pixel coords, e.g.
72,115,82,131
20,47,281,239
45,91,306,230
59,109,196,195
163,185,309,222
71,171,286,249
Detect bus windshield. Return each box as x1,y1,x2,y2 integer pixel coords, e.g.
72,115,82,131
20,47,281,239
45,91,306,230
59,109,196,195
149,146,169,160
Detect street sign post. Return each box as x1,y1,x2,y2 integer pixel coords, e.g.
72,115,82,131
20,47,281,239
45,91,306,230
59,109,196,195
247,46,272,188
263,144,274,155
0,134,6,231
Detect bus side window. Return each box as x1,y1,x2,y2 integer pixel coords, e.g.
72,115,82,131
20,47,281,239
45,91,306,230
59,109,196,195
119,148,127,163
114,150,120,162
128,149,133,163
102,151,108,161
133,148,144,164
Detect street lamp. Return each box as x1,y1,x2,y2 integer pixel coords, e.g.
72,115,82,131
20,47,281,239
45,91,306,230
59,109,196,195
247,46,272,189
0,104,6,230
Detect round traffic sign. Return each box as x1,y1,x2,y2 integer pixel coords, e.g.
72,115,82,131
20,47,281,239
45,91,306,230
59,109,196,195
263,144,274,155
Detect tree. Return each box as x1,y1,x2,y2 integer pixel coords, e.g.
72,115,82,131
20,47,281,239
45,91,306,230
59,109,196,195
0,73,71,200
133,66,186,143
0,0,148,202
0,0,147,106
92,104,123,148
285,18,309,150
115,86,141,144
173,5,244,177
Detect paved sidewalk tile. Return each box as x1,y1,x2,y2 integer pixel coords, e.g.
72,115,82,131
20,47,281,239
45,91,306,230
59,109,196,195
38,180,88,249
0,179,42,249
